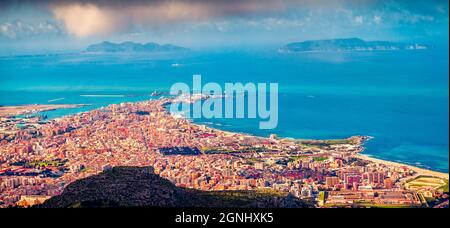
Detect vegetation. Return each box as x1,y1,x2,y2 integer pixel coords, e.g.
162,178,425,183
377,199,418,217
296,138,354,147
27,160,66,168
37,166,314,208
313,156,328,162
318,191,325,201
439,179,449,192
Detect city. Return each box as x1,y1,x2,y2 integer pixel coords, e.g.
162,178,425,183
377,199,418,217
1,98,447,208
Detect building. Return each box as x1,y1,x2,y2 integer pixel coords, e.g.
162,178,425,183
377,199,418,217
254,162,264,170
326,177,340,188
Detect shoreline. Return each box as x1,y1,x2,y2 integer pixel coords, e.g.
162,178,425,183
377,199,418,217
169,99,448,179
0,104,90,117
354,153,448,179
3,99,449,179
195,117,449,177
1,97,448,208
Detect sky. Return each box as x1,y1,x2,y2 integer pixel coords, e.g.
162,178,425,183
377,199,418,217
0,0,448,54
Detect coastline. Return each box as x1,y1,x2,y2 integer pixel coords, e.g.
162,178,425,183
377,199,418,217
1,97,448,208
193,117,449,178
354,153,449,180
3,99,448,180
0,104,90,117
169,98,449,179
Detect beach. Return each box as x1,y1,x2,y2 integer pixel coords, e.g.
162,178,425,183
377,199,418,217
354,154,449,180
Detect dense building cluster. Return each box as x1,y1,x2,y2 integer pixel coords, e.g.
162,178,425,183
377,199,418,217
0,99,447,208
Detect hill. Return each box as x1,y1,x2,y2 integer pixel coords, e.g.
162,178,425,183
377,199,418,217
37,166,314,208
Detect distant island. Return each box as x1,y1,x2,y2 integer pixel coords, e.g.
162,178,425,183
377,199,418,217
85,41,189,53
279,38,428,53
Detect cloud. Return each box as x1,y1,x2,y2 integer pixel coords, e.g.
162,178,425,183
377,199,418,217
48,0,292,37
0,0,447,40
51,3,122,37
354,16,364,25
0,20,62,39
373,15,382,24
43,0,370,37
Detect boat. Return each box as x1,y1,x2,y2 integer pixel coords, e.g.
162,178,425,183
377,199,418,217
150,91,162,97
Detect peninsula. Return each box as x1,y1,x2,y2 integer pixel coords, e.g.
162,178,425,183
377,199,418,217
0,98,448,208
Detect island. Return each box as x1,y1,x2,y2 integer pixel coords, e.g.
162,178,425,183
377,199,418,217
279,38,428,53
0,97,448,208
85,41,189,53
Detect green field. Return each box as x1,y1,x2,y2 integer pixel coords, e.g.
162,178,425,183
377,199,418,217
313,156,328,162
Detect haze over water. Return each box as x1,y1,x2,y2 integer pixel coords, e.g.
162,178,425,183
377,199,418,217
0,48,448,172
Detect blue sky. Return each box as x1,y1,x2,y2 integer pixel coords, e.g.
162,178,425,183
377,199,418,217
0,0,448,54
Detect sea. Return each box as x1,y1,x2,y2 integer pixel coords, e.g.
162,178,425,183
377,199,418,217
0,48,448,172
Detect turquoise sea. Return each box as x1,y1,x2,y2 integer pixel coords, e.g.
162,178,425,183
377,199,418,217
0,49,448,172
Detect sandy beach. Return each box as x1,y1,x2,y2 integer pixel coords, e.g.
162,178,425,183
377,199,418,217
354,154,449,180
